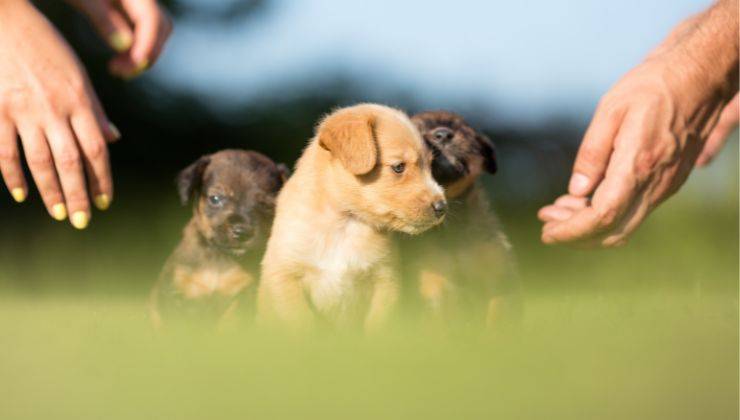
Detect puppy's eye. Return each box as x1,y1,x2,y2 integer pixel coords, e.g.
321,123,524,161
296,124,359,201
391,162,406,174
208,195,226,207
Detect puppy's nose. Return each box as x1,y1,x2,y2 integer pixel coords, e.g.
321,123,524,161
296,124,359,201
431,200,447,218
230,224,254,241
434,130,454,143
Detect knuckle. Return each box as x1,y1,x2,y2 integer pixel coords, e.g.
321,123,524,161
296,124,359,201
68,83,91,110
56,147,81,171
575,147,605,171
0,146,19,164
633,150,656,180
84,139,107,161
26,152,53,169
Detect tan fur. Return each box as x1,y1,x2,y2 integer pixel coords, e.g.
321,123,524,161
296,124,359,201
258,104,445,331
173,266,254,299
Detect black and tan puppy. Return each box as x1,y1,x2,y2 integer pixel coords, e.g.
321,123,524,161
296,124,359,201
150,149,288,328
404,111,520,327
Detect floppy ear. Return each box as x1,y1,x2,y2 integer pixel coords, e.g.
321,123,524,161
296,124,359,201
476,132,498,175
276,163,291,184
318,110,378,175
176,156,210,205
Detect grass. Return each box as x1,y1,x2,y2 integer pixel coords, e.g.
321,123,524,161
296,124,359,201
0,145,737,419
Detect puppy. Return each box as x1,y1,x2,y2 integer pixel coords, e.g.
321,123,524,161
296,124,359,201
405,111,520,327
258,104,447,331
150,149,288,328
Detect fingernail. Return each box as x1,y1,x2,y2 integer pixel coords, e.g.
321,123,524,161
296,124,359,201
71,211,89,230
94,194,110,211
11,188,26,203
108,122,121,141
123,58,149,80
109,32,133,53
568,173,590,195
51,203,67,221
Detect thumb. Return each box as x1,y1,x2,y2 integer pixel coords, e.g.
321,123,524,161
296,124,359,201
569,106,623,196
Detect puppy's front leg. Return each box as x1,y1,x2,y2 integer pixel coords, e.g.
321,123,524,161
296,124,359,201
258,267,315,331
364,265,399,332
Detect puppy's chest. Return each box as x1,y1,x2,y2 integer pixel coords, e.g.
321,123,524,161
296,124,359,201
302,221,388,311
173,263,254,300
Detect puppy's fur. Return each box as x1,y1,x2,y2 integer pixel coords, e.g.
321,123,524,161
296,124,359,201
258,104,446,331
405,111,520,327
150,149,288,327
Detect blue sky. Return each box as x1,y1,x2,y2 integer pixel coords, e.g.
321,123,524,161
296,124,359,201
153,0,710,123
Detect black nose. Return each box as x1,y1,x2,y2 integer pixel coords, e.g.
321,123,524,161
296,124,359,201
433,129,454,143
230,224,254,241
431,200,447,218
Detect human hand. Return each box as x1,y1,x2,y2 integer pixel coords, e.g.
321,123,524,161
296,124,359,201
539,54,736,247
64,0,173,79
0,0,119,228
539,0,738,248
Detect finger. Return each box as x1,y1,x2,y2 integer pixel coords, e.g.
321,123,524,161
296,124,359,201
553,195,590,211
148,9,173,65
117,0,167,71
82,1,135,53
70,109,113,211
537,205,575,223
45,121,91,229
18,125,66,220
87,88,121,143
0,120,27,202
568,103,625,196
543,128,641,245
600,200,649,247
696,94,739,167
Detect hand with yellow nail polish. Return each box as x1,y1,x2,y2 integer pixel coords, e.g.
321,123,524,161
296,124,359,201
0,0,118,228
64,0,173,79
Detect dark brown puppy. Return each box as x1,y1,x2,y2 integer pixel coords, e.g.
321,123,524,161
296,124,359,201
405,111,519,328
150,149,289,328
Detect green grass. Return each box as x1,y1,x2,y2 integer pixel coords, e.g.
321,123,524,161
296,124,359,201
0,146,737,419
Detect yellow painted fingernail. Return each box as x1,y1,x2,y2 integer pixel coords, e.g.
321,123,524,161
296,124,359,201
108,122,121,141
11,188,26,203
71,211,89,230
109,32,132,52
52,203,67,221
94,194,110,211
136,58,149,72
123,58,149,80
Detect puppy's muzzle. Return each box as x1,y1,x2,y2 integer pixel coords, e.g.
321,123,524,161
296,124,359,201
229,224,255,242
431,200,447,219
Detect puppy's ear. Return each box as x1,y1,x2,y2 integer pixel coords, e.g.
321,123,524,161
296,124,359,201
318,110,378,175
276,163,291,184
176,156,210,205
476,132,498,175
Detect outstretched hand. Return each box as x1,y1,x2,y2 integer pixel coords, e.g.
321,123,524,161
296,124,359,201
538,1,738,248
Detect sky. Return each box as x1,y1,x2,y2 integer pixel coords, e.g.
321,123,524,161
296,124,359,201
152,0,711,123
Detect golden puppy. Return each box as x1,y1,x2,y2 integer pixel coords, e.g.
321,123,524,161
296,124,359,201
258,104,447,331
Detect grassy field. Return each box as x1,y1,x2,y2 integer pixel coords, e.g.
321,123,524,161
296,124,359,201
0,146,737,420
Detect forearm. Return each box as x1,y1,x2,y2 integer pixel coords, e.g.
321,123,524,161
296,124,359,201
674,0,739,98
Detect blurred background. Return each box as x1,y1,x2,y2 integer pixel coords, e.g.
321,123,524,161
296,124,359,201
0,1,737,419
